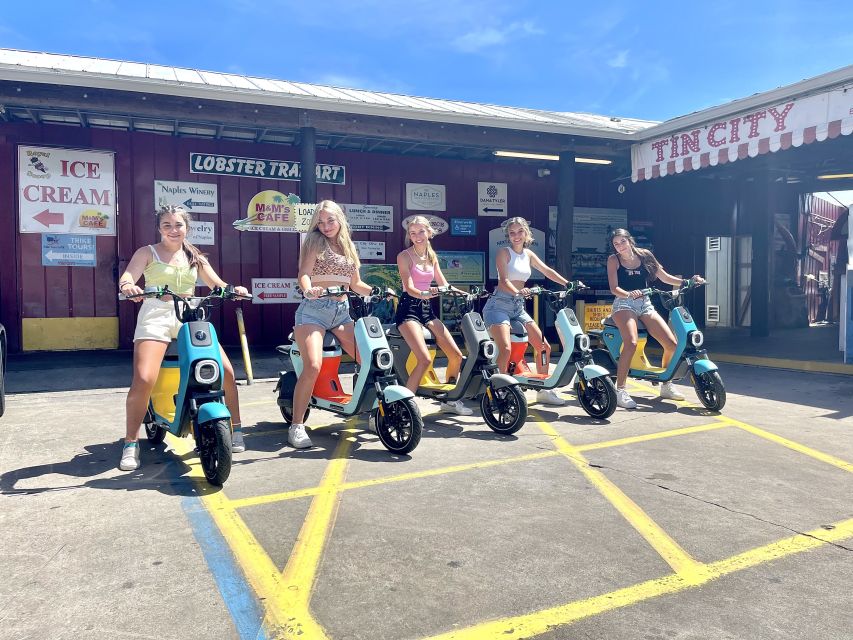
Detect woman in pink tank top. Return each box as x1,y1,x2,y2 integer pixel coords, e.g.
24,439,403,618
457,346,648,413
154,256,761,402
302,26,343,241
394,217,472,415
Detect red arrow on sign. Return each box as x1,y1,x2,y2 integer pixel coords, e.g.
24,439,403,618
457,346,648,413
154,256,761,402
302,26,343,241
257,291,288,300
33,209,65,227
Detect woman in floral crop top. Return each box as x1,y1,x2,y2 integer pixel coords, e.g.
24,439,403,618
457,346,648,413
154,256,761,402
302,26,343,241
288,200,374,449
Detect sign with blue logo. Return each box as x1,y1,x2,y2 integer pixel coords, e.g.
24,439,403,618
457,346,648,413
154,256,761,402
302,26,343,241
41,233,97,267
450,218,477,236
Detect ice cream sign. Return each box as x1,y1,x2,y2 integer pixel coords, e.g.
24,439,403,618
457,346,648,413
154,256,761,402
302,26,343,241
18,146,116,235
233,191,315,232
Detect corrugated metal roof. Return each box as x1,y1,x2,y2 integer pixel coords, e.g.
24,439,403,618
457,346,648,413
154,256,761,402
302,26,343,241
0,48,658,139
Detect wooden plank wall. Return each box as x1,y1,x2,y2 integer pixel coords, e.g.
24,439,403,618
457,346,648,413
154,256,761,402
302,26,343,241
0,121,626,351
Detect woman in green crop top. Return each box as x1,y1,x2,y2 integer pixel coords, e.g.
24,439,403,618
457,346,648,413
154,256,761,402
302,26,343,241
116,205,250,472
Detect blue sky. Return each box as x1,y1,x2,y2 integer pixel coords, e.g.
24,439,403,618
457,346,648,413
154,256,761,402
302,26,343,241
1,1,851,122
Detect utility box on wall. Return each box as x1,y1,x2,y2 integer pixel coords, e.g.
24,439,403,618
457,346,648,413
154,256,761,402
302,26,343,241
705,236,733,327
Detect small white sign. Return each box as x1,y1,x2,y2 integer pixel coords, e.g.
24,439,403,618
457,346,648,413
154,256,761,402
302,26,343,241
478,182,508,217
488,227,547,279
355,240,386,261
401,214,449,236
341,203,394,232
155,180,219,214
406,183,446,211
251,278,303,304
188,220,215,245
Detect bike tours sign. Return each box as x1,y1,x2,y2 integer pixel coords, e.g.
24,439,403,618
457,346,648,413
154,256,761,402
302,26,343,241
41,233,97,267
233,192,314,233
190,153,346,184
19,146,116,235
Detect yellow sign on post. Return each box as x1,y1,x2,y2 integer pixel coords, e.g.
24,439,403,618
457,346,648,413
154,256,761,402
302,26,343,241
583,303,612,332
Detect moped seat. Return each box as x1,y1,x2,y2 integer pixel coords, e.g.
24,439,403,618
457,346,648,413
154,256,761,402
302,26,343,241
278,332,340,352
602,315,647,332
509,319,528,337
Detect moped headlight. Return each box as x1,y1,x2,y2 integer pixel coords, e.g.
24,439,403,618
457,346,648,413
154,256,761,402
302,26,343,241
374,348,393,370
690,331,704,347
575,334,590,353
481,340,497,360
194,359,220,384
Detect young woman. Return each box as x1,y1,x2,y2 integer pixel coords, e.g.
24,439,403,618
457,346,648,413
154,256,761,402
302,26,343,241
118,205,250,471
290,200,375,448
394,216,472,415
482,217,570,406
607,228,704,409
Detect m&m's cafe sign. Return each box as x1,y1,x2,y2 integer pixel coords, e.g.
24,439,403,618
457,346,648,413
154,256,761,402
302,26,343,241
631,85,853,181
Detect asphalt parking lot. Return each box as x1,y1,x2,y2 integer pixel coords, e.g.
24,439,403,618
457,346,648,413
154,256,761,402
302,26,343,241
1,362,851,640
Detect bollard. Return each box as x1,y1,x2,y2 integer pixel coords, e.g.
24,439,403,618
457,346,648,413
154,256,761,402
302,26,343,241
235,308,254,385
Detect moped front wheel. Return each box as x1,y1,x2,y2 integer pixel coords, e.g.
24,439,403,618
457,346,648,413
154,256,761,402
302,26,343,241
692,370,726,411
480,385,527,434
144,422,167,444
576,374,617,419
197,419,232,486
375,398,422,455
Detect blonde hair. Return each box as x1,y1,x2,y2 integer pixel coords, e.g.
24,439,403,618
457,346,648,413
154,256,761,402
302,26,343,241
503,216,533,248
299,200,360,271
156,205,206,269
404,216,437,264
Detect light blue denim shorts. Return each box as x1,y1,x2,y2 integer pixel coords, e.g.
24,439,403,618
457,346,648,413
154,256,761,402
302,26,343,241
483,290,534,327
611,295,655,317
294,297,353,330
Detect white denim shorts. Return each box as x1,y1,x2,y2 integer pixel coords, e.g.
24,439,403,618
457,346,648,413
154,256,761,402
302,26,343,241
611,295,655,317
133,298,183,343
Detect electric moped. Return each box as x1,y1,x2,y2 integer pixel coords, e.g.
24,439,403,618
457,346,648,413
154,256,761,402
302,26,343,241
275,287,423,455
507,283,617,419
385,286,528,434
589,280,726,411
120,285,251,485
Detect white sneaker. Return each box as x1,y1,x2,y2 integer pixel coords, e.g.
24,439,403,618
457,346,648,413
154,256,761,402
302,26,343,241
119,441,140,471
440,400,474,416
288,423,313,449
616,388,637,409
659,381,685,401
231,427,246,453
537,389,566,406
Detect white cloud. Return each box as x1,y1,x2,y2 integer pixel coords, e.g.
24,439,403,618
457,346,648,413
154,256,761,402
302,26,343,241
452,21,543,54
608,50,628,68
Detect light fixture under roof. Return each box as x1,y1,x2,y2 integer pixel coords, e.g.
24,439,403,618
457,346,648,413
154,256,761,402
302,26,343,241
493,150,612,164
817,173,853,180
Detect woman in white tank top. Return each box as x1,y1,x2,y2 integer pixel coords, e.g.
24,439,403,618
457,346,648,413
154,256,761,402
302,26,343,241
482,217,571,405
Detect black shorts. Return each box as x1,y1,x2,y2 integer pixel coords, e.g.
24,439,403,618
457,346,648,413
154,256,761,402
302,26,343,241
394,292,438,327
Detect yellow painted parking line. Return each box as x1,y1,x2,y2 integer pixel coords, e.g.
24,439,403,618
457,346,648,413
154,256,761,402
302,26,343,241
228,451,560,510
425,517,853,640
718,417,853,474
533,416,702,576
576,422,730,452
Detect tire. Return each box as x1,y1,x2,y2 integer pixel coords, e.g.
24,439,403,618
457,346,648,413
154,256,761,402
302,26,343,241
277,371,310,424
145,422,167,444
480,384,527,434
590,348,617,377
197,418,232,486
375,398,422,454
576,374,617,419
692,370,726,411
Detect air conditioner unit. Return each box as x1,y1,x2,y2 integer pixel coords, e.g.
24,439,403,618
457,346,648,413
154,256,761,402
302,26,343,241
705,237,732,326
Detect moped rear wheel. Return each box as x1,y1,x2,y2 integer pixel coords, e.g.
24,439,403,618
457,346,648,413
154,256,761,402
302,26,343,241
576,374,617,419
197,419,232,486
692,370,726,411
480,385,527,434
375,398,422,454
276,371,311,424
144,422,167,444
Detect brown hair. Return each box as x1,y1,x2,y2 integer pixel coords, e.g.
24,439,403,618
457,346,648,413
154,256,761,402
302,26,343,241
609,228,659,279
156,205,207,269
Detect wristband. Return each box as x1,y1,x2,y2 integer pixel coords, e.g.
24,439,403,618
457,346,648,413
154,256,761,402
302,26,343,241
682,278,690,288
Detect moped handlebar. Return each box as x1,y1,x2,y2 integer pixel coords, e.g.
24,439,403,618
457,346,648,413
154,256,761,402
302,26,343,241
640,278,706,298
119,285,252,322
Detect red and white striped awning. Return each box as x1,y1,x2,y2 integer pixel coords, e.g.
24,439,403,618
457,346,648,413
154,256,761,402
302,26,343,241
631,84,853,182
